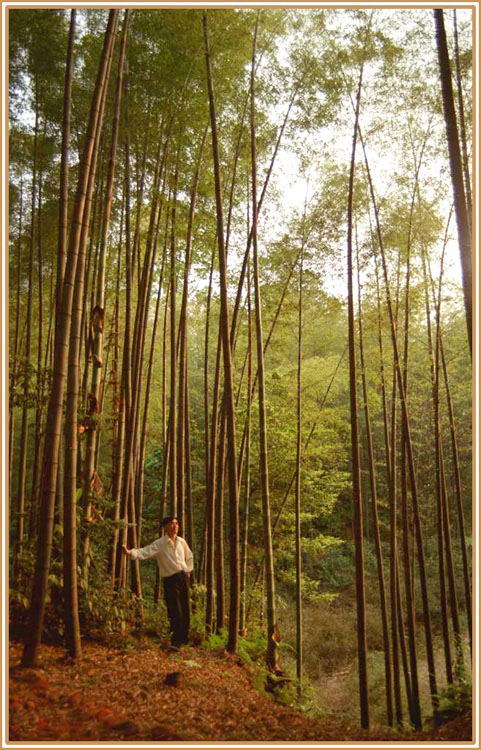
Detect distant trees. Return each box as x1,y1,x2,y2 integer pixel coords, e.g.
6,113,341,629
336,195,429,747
8,7,472,730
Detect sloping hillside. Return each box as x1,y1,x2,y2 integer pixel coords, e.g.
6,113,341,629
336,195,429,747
8,640,472,743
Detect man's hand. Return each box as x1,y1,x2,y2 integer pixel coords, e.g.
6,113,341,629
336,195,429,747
122,545,132,556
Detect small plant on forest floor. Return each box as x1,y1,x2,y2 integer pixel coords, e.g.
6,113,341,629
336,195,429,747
200,628,228,652
139,600,170,644
428,674,472,726
271,645,323,716
237,630,267,664
188,586,207,645
259,656,320,717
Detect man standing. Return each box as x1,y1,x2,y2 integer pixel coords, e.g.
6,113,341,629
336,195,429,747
123,517,193,648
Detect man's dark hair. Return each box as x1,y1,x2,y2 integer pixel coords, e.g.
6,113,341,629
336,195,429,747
161,516,178,528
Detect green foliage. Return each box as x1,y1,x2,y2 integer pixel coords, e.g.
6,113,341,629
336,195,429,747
78,570,171,647
432,673,472,725
10,531,67,643
9,359,52,410
78,579,131,639
138,601,171,644
189,584,208,645
278,568,339,605
266,671,298,707
8,7,473,735
237,630,268,665
9,8,68,119
143,446,164,499
9,588,31,642
201,629,228,653
251,664,269,699
199,624,268,669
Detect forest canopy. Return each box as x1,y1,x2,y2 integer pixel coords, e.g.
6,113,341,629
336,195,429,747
7,6,473,737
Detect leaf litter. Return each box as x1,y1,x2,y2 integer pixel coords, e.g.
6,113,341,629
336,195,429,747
8,639,471,743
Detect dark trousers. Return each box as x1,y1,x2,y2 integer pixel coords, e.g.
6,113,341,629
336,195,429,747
163,571,190,645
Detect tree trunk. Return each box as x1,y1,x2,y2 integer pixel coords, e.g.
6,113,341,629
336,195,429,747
356,235,393,727
247,349,347,618
201,245,215,586
169,160,178,516
360,131,439,717
137,268,165,545
347,57,369,728
155,274,171,603
239,258,252,636
434,9,472,356
248,11,277,672
21,10,119,668
236,242,303,483
215,418,226,633
14,98,38,574
176,128,207,533
295,243,303,691
80,159,102,410
421,245,452,683
112,121,133,584
432,236,464,676
132,98,152,287
9,174,24,499
453,10,472,227
439,335,472,655
399,131,429,727
372,241,406,726
82,10,129,581
27,130,46,541
228,88,298,354
108,195,124,579
205,315,222,634
184,353,195,564
203,10,240,654
63,6,118,654
118,86,168,597
56,9,76,317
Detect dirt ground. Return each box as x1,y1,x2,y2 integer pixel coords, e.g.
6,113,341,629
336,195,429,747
8,639,473,744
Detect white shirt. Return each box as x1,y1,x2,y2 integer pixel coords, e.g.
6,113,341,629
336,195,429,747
131,534,194,578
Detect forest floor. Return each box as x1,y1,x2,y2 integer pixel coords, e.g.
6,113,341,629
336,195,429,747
8,638,472,744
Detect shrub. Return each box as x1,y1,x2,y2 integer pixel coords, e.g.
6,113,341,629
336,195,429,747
315,543,355,589
189,583,207,645
141,600,170,643
430,672,472,726
237,629,267,664
201,629,227,652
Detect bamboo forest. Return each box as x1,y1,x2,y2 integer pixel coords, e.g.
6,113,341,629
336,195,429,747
7,6,474,744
